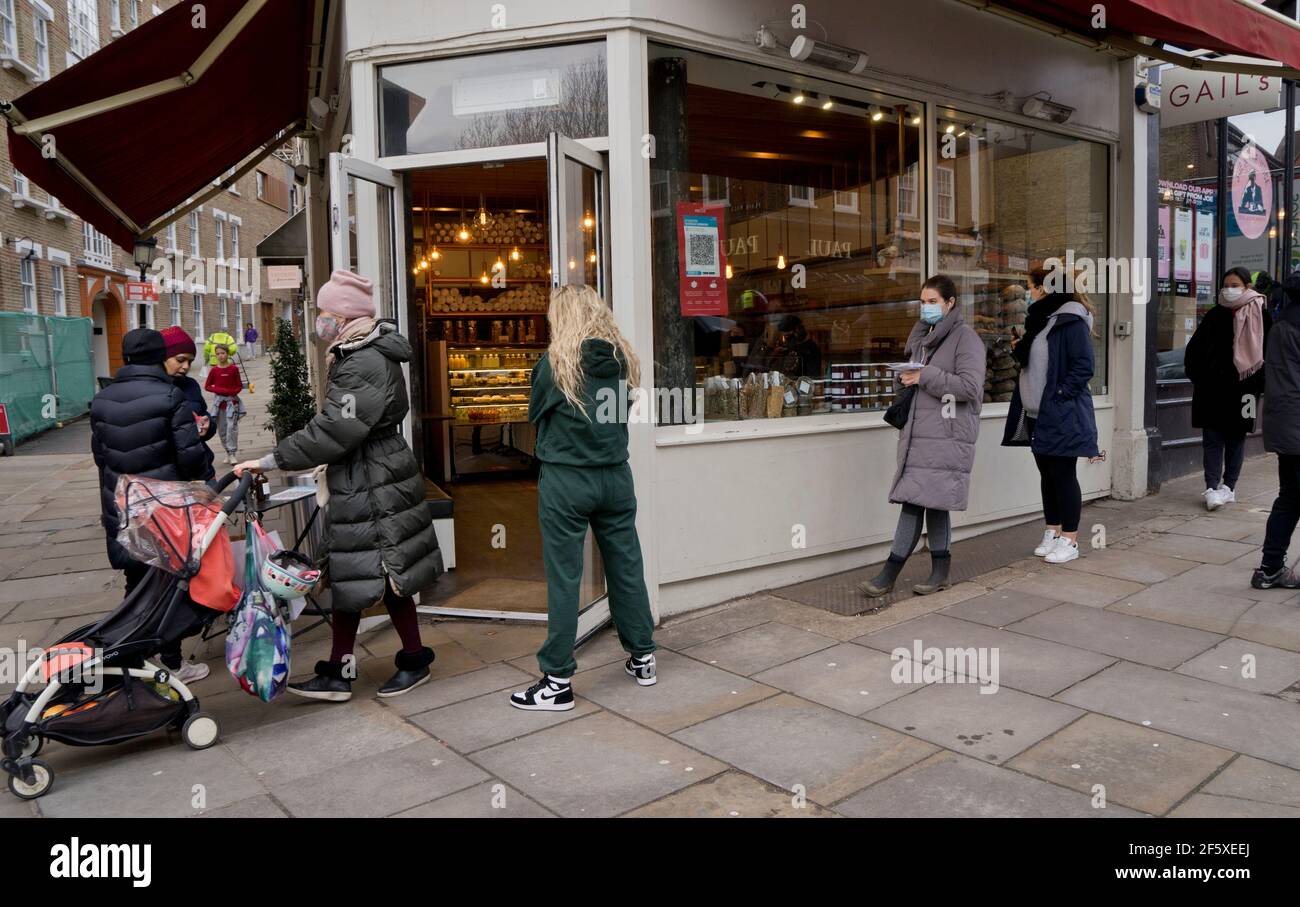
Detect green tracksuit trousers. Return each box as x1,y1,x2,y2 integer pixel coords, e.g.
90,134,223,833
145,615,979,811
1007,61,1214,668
537,461,656,678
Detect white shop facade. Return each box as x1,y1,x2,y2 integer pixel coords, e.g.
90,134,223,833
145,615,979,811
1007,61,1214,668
311,0,1151,631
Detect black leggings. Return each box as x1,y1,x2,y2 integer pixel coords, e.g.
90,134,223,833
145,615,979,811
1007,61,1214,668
1034,454,1082,533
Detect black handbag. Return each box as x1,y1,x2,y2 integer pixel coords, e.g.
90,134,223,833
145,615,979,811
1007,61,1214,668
884,385,917,430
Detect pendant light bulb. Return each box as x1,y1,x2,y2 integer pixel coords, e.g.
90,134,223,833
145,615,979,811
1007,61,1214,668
777,253,787,270
510,246,521,261
430,245,441,261
582,211,594,230
458,224,470,242
725,263,733,279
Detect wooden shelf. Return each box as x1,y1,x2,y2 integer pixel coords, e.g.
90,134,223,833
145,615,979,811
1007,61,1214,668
421,277,549,285
417,243,547,252
426,310,547,318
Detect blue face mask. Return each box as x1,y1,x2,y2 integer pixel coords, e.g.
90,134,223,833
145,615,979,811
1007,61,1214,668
920,302,945,325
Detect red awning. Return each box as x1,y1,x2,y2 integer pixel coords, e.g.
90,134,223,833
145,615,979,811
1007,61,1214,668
2,0,316,251
995,0,1300,71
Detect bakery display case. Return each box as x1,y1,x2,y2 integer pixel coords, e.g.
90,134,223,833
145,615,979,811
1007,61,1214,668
448,349,541,426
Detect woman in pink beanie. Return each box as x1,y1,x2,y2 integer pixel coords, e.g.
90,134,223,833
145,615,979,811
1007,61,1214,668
235,270,442,701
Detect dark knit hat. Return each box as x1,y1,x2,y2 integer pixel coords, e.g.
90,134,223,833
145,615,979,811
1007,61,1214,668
160,325,196,360
122,328,166,366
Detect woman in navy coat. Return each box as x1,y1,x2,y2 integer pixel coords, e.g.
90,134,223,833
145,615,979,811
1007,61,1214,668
1003,267,1100,565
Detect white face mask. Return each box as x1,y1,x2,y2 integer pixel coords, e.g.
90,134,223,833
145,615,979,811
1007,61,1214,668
1221,287,1245,304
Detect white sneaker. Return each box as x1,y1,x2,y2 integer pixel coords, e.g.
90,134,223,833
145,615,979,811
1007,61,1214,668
171,661,210,684
1204,487,1223,511
1045,539,1079,564
1216,484,1236,505
1034,529,1060,557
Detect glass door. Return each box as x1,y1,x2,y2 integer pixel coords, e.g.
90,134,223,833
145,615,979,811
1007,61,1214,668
547,133,611,644
327,152,410,442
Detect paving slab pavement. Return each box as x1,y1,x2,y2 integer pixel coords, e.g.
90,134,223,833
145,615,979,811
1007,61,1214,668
2,399,1299,817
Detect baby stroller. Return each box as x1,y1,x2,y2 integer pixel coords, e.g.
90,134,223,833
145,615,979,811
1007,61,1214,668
0,471,256,800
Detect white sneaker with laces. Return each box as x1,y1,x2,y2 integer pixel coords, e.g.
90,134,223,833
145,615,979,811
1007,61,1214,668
1204,487,1223,511
1034,530,1060,557
171,661,210,684
1045,539,1079,564
1216,484,1236,505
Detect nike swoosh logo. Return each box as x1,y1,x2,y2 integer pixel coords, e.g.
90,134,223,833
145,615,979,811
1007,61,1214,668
539,688,565,700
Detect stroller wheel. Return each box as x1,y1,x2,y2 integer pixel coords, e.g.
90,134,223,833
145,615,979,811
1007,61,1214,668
8,759,53,800
18,734,43,759
181,712,220,750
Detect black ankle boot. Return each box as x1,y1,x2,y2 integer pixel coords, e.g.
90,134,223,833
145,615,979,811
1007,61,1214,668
858,555,907,598
913,552,952,595
378,646,435,698
287,660,353,702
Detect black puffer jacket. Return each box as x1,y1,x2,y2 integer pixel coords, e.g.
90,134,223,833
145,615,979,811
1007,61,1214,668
1184,302,1271,434
271,320,442,612
1264,297,1300,455
90,364,211,569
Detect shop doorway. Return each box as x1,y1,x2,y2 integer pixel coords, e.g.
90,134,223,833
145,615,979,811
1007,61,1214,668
329,135,611,640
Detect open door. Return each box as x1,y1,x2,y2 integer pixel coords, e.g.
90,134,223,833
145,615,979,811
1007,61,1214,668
547,134,612,645
327,152,411,444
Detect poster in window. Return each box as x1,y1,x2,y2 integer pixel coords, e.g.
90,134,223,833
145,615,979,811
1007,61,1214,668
1194,213,1213,284
1157,207,1170,281
676,202,729,317
1173,208,1193,282
1230,143,1272,240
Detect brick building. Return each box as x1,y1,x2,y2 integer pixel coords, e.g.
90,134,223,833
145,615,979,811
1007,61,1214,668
0,0,303,381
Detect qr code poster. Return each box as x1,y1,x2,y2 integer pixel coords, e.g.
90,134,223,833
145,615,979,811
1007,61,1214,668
676,201,729,316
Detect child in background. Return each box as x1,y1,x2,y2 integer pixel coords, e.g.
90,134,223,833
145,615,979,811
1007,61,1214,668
509,285,657,712
161,326,216,481
205,345,244,464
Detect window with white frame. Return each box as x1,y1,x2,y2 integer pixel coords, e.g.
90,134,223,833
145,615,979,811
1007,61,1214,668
20,257,36,313
166,221,177,252
214,217,224,260
256,171,266,198
289,183,299,213
109,0,120,31
51,265,65,316
189,210,200,257
936,165,955,225
234,299,244,337
229,221,239,264
898,164,918,220
193,294,204,337
170,291,181,326
788,185,816,208
0,0,16,58
13,169,27,198
129,0,138,30
68,0,99,59
833,190,860,215
33,12,49,80
702,175,730,206
219,297,228,328
82,223,112,266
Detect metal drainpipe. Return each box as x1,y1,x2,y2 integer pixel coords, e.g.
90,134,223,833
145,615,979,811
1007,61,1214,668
1284,80,1296,275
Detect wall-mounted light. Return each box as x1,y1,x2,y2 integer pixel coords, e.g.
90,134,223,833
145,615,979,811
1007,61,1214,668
789,36,869,74
911,114,922,126
871,108,884,122
945,124,955,134
792,91,807,105
821,97,833,110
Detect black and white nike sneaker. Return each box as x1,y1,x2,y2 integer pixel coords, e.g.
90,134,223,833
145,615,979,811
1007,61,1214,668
625,652,657,686
509,675,574,711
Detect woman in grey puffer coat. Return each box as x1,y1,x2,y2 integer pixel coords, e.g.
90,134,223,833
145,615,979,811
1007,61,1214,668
861,275,986,599
237,270,442,702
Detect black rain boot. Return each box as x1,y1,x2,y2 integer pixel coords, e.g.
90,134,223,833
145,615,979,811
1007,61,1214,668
287,660,352,702
378,646,435,698
858,555,907,598
912,552,952,595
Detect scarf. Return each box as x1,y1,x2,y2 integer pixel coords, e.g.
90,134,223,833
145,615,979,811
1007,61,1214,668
325,316,378,371
1219,288,1266,380
1013,293,1070,369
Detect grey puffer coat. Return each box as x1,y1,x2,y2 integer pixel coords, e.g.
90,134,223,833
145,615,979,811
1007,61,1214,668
888,310,987,512
271,320,442,612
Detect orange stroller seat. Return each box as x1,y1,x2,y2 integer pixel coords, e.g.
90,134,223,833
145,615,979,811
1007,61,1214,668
38,643,96,684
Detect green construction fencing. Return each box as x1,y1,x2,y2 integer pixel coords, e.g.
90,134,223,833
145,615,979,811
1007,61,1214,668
0,313,96,443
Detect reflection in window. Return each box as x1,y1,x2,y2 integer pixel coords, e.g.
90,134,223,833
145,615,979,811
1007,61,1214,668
649,44,924,425
379,43,608,156
934,111,1110,396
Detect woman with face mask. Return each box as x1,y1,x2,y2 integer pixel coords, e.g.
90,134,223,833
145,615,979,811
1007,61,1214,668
1184,266,1271,511
861,275,987,599
234,270,443,701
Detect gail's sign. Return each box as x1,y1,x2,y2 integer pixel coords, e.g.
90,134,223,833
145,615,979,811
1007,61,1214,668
1161,62,1281,128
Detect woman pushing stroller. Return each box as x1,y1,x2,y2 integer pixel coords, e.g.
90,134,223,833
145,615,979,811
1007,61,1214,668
236,270,442,701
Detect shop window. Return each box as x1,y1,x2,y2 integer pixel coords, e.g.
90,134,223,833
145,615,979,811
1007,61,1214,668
648,44,924,425
378,42,608,156
933,109,1110,397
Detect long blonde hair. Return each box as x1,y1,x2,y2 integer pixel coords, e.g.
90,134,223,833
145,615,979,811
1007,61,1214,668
546,285,641,412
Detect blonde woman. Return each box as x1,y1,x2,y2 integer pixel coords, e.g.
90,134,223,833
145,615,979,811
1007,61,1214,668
510,285,657,711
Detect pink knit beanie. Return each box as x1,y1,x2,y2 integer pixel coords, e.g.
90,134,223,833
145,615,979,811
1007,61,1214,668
316,270,375,319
